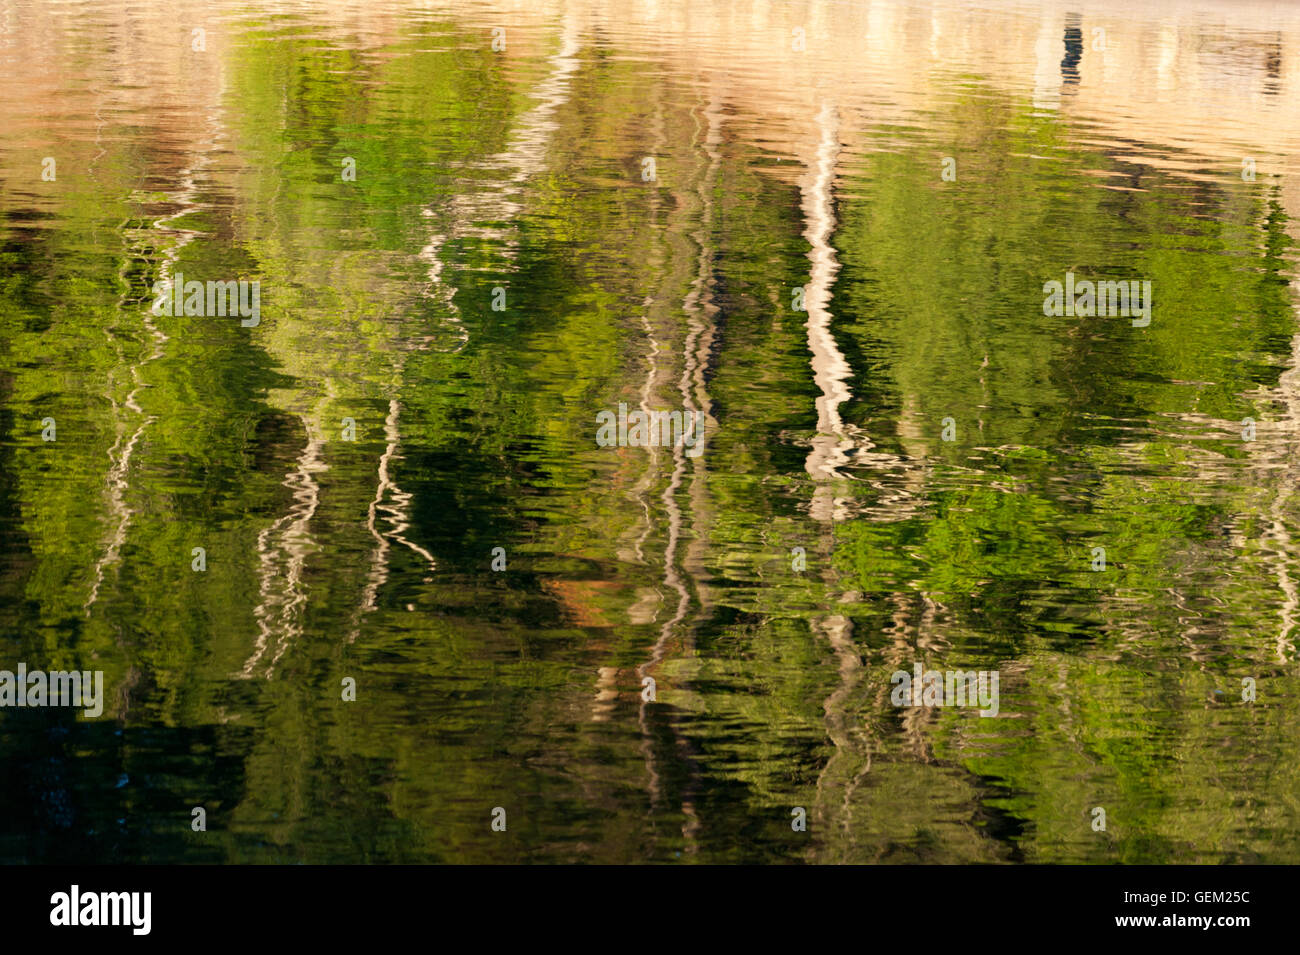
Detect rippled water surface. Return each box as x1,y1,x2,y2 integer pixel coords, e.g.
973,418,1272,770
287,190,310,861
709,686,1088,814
3,0,1300,863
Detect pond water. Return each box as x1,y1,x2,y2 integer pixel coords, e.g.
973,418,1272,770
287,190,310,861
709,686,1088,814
2,0,1300,863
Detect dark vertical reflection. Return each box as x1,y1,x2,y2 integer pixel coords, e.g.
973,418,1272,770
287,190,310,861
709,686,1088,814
1061,13,1083,87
